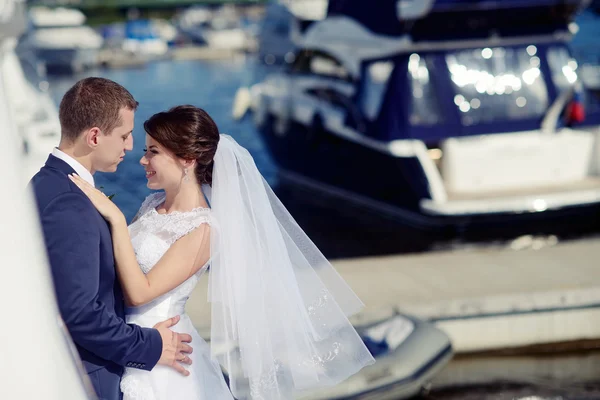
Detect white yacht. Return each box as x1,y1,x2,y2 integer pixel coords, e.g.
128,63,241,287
240,0,600,238
2,7,60,181
21,7,103,72
177,5,250,51
0,2,91,395
121,19,170,58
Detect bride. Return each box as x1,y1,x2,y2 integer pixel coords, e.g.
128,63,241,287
69,105,375,400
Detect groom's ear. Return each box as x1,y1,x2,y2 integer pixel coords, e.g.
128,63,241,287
85,127,102,148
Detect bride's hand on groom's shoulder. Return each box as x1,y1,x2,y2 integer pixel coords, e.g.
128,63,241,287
68,174,125,225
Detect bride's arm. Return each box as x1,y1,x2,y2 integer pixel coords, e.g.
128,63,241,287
109,218,210,306
68,174,210,306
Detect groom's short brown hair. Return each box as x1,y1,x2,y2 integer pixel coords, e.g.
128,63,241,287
59,77,139,142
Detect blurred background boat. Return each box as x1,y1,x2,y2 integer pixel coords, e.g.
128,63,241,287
176,5,254,51
2,5,60,182
257,0,327,65
20,6,103,73
101,19,171,59
237,0,600,241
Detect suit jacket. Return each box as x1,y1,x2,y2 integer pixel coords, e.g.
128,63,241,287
30,154,162,375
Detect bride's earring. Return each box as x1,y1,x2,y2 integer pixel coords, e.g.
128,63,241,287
184,168,190,183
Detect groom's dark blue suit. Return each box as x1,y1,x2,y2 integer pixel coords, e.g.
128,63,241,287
30,155,162,400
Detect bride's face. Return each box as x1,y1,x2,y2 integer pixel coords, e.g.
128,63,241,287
140,135,184,190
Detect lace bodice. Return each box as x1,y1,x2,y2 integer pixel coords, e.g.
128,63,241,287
121,192,234,400
126,192,211,318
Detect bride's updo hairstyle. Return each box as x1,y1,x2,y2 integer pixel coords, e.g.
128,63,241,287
144,105,220,185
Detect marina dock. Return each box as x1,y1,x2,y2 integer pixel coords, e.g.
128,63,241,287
187,235,600,354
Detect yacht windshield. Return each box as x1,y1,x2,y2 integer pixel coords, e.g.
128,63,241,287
445,46,549,125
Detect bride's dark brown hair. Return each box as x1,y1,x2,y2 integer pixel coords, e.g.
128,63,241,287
143,105,220,185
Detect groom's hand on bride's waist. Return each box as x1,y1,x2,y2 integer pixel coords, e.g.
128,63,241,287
154,315,193,376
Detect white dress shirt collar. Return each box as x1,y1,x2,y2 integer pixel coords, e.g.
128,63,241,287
52,148,95,187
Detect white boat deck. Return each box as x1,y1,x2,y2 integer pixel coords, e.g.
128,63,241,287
447,176,600,201
187,236,600,353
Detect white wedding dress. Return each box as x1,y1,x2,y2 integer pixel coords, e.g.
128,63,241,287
120,192,234,400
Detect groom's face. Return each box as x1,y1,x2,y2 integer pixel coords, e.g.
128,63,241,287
94,108,134,173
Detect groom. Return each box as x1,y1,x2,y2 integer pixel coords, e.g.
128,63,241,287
30,77,192,400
